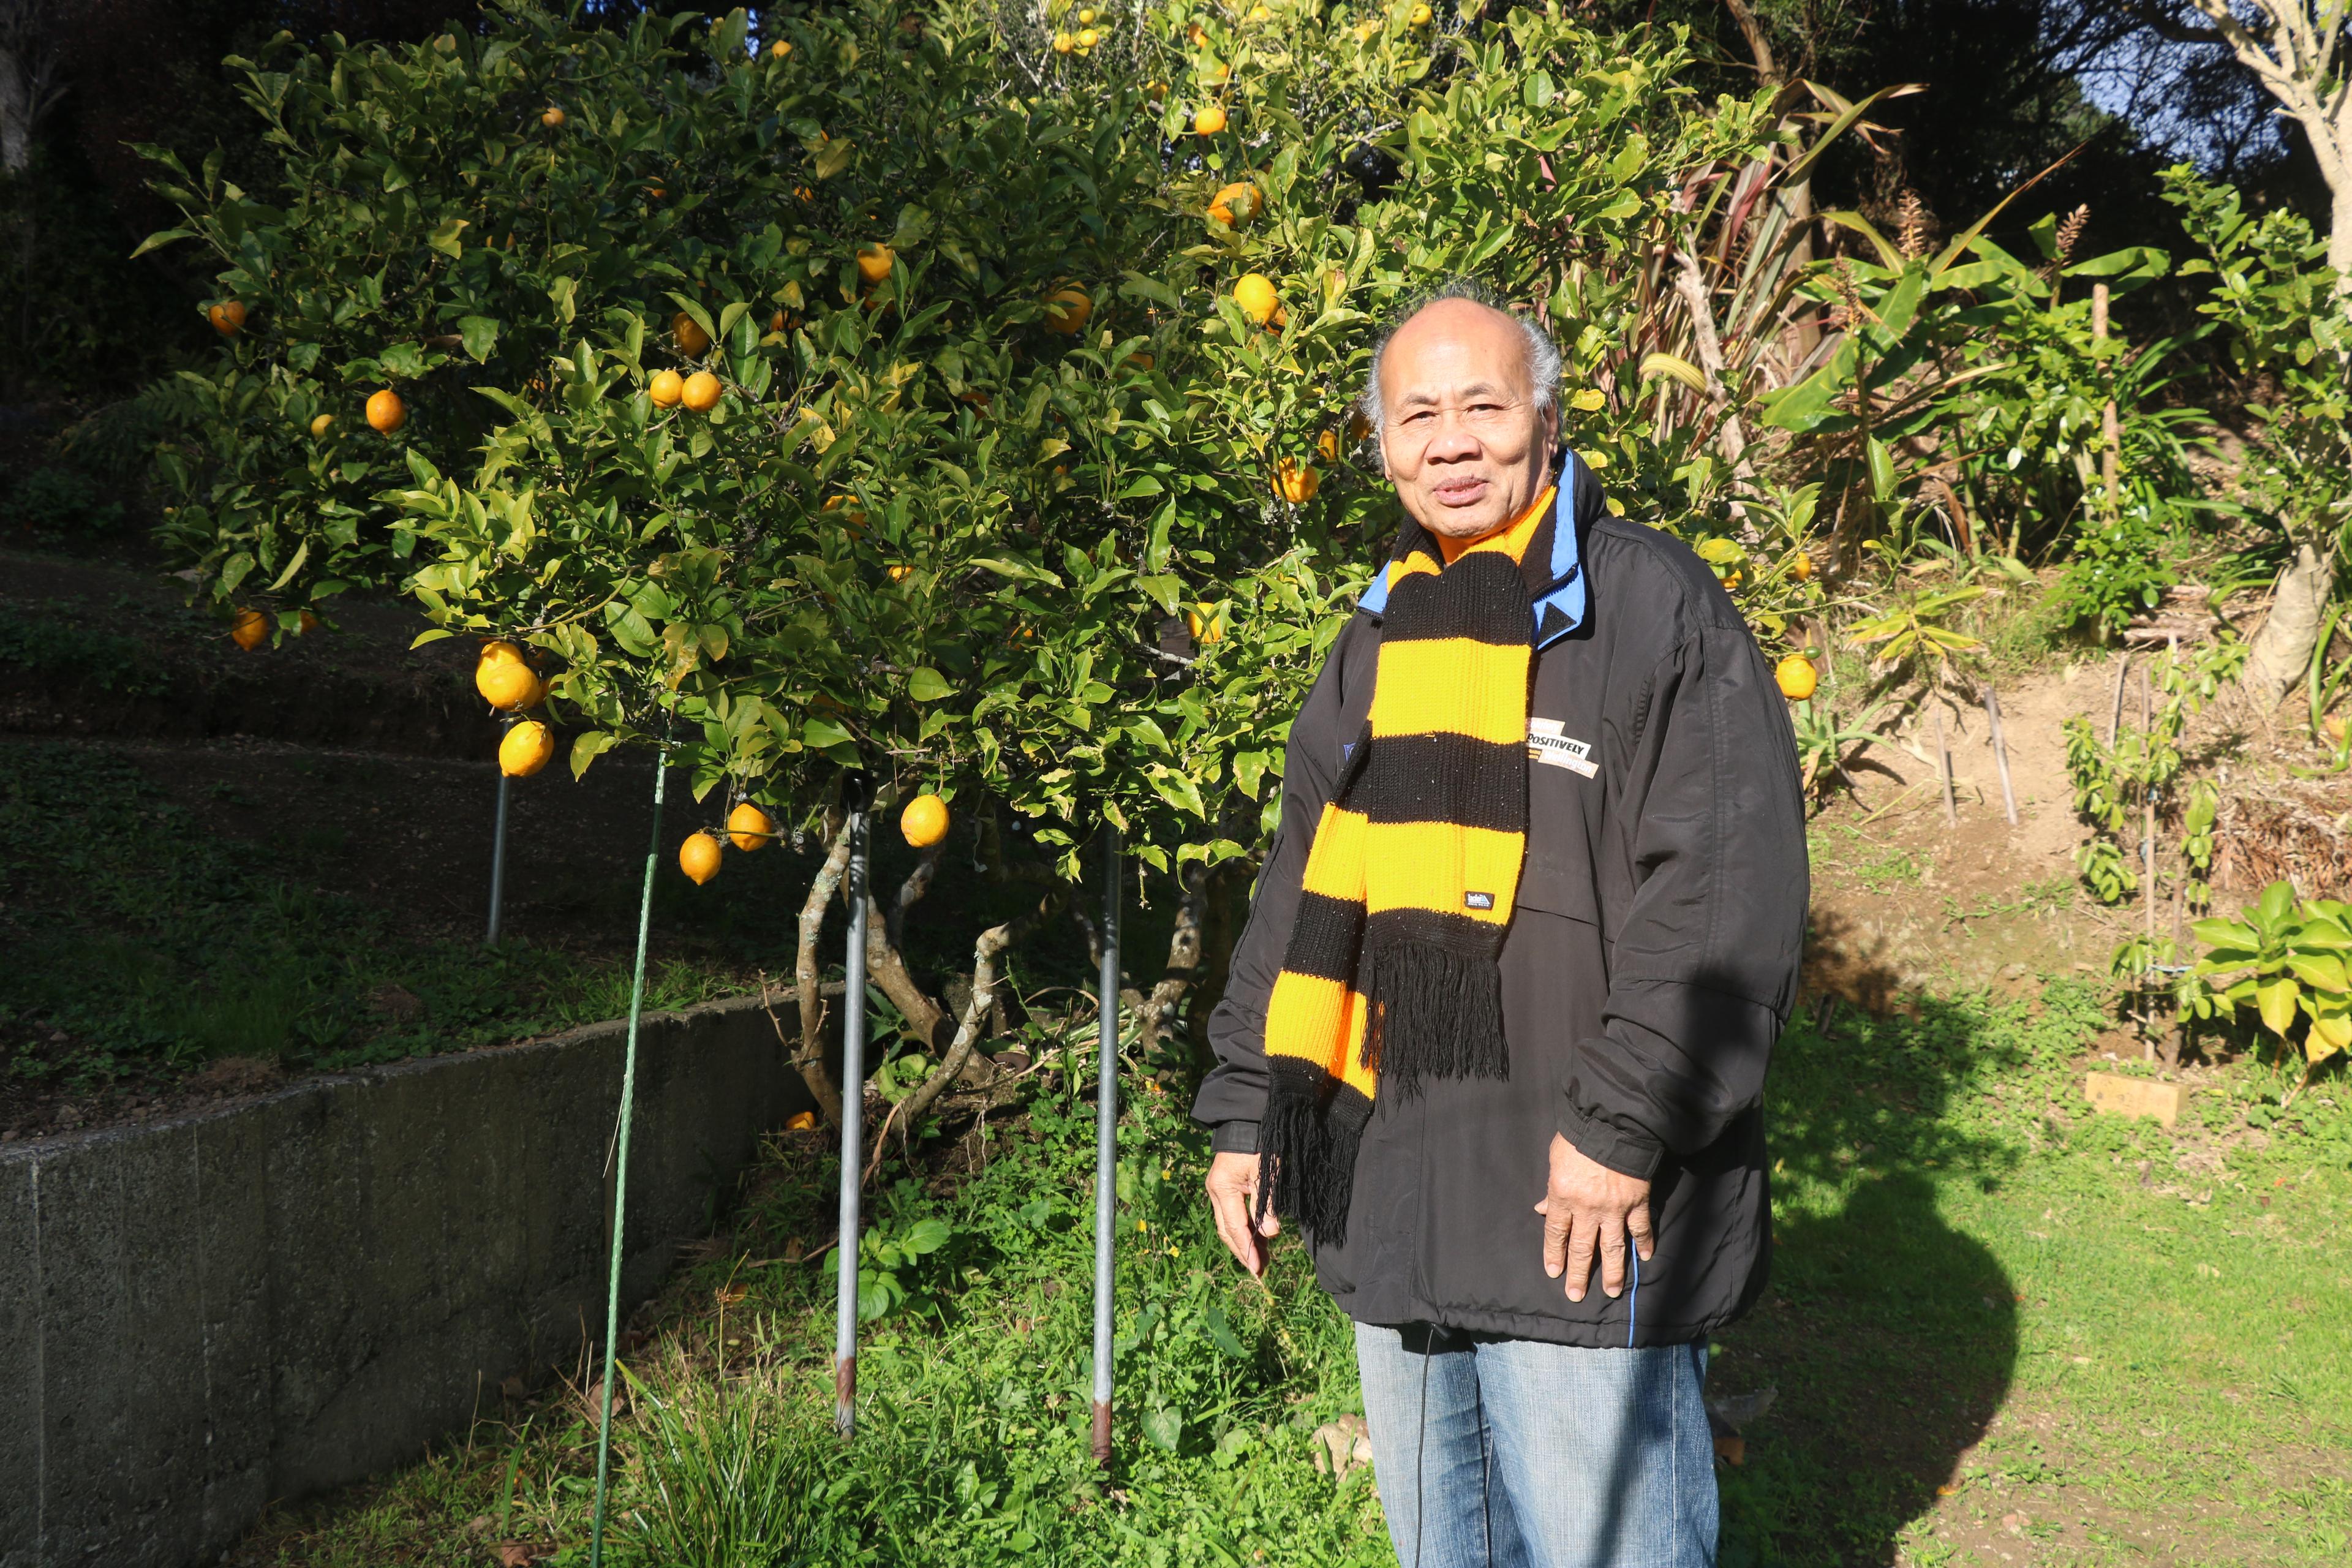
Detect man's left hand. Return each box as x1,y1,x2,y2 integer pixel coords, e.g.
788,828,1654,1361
1535,1132,1653,1303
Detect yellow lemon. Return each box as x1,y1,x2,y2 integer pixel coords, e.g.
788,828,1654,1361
1409,2,1432,23
1078,27,1099,48
309,413,335,437
499,720,555,778
1207,181,1261,225
673,311,711,356
769,39,791,58
1188,602,1225,645
1776,654,1819,701
1789,550,1815,582
649,368,684,406
1232,272,1278,324
856,242,895,284
366,388,406,433
1044,284,1093,335
1052,31,1074,52
901,794,951,848
681,371,722,412
475,643,541,710
1273,458,1319,503
540,106,565,127
1193,102,1227,135
727,802,777,851
679,831,723,885
229,608,268,650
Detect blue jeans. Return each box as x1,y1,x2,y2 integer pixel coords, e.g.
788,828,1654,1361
1353,1322,1716,1568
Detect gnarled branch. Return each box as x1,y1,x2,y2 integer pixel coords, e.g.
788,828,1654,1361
897,884,1070,1131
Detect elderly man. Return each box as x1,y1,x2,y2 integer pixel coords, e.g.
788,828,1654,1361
1194,282,1807,1568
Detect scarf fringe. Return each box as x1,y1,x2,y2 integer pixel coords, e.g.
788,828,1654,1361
1360,939,1510,1098
1256,1076,1370,1247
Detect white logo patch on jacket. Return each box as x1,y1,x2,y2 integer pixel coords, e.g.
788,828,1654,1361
1527,718,1598,777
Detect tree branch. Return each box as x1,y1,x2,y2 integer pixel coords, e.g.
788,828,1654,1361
897,883,1070,1131
792,818,853,1127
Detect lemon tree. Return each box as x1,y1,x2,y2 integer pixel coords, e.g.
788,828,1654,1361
143,2,1821,1028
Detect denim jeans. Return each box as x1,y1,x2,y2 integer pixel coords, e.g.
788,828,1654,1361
1353,1322,1716,1568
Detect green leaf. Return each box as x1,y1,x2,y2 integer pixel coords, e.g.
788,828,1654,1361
457,315,500,363
264,540,311,592
428,217,470,258
1639,352,1706,393
904,667,951,702
1203,1303,1250,1359
130,228,196,260
570,730,619,779
1141,1408,1182,1452
2256,975,2301,1037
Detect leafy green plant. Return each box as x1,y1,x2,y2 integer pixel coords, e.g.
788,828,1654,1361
1846,584,1988,682
856,1213,952,1322
1787,697,1883,804
2064,636,2245,908
2186,880,2352,1070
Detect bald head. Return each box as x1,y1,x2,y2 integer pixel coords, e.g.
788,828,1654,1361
1367,292,1561,541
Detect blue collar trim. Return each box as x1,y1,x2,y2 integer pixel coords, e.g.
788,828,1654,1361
1356,452,1587,648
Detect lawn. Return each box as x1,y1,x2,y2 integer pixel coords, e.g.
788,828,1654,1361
225,979,2352,1567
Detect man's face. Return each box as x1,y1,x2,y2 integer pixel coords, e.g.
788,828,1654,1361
1374,298,1559,541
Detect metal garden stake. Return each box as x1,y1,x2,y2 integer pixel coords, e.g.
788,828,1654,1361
1091,827,1122,1466
835,788,872,1437
587,746,668,1568
485,758,511,946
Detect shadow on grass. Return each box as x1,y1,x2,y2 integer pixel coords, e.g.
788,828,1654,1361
1711,980,2101,1566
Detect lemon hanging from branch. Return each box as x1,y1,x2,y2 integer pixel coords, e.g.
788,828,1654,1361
901,794,950,848
727,802,777,851
500,720,556,777
679,831,723,885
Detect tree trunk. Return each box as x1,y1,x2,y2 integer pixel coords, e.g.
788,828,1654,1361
1672,249,1762,542
2332,178,2352,295
1131,863,1207,1061
2244,542,2332,706
856,888,953,1050
792,821,854,1127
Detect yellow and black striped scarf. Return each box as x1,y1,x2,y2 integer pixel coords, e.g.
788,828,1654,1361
1257,486,1553,1243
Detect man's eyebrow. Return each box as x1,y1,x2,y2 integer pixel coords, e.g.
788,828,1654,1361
1396,380,1514,405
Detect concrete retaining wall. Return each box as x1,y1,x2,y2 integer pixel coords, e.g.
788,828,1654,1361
0,993,812,1568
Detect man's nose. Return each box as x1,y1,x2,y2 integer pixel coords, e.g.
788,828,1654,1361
1425,426,1483,463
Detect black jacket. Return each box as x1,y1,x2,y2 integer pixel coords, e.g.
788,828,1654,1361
1192,458,1809,1348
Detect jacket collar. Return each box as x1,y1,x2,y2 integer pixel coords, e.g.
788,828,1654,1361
1355,449,1596,649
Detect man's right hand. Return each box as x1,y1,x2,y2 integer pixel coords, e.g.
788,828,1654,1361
1206,1150,1279,1277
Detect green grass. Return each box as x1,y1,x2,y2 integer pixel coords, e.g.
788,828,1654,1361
227,982,2352,1567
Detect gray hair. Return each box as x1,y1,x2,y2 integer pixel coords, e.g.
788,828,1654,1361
1357,278,1563,435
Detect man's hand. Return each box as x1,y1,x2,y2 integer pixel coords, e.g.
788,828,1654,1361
1206,1150,1279,1277
1535,1132,1653,1302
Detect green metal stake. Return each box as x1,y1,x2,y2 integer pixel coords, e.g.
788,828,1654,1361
587,747,667,1568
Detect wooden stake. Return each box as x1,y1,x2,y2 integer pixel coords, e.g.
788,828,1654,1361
2108,652,2132,747
1934,703,1958,827
1982,684,2019,825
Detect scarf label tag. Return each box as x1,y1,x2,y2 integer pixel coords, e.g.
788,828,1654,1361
1528,718,1599,777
